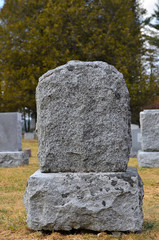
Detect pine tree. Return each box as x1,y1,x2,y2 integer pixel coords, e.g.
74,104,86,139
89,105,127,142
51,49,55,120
0,0,148,122
143,0,159,111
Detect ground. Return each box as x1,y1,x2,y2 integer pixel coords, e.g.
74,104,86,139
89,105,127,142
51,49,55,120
0,139,159,240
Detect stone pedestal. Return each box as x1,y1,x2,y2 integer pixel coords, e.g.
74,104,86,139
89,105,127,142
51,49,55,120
137,110,159,168
25,61,143,232
24,167,143,232
0,151,29,167
138,151,159,168
0,112,29,167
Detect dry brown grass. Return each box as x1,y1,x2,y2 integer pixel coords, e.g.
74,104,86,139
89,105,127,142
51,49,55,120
0,139,159,240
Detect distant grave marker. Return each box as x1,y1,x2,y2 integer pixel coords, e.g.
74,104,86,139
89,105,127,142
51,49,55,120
138,110,159,167
24,132,35,140
130,124,141,158
0,112,22,152
0,112,29,167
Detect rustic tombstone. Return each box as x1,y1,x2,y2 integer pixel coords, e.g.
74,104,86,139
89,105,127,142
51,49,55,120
0,112,29,167
24,61,144,233
36,60,131,173
138,110,159,167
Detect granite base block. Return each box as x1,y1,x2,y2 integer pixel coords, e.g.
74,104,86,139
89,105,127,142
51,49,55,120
24,167,144,232
0,151,29,167
137,151,159,168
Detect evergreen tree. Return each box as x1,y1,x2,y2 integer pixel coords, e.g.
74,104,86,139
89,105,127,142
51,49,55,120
0,0,149,122
148,0,159,47
144,0,159,110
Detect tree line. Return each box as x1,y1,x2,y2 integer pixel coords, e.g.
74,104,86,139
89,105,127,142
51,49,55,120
0,0,159,123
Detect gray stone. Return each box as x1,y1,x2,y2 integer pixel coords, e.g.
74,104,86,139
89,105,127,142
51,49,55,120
140,110,159,151
131,124,139,130
130,126,141,158
137,151,159,168
30,115,36,131
24,132,35,140
24,167,144,232
24,148,32,157
0,112,22,152
137,110,159,168
0,112,29,167
36,60,131,173
24,61,144,233
0,151,29,167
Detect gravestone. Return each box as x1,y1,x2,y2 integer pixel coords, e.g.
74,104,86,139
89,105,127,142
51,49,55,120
24,132,35,140
130,124,141,158
0,112,22,152
30,114,36,131
24,61,144,233
138,110,159,167
24,148,32,157
0,112,29,167
36,60,131,173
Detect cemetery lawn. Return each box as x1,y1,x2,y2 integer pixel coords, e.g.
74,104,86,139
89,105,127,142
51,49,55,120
0,139,158,240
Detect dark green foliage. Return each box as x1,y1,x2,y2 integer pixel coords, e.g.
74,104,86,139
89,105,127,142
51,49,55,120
143,0,159,114
0,0,152,122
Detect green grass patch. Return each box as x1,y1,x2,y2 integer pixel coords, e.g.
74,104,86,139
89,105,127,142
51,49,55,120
0,141,158,240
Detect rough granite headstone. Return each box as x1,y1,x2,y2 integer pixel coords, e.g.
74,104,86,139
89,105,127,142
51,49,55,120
138,110,159,167
0,112,29,167
24,61,144,233
36,60,131,173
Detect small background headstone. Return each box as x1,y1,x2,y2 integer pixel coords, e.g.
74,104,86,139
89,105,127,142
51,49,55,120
138,110,159,167
24,148,32,157
24,132,35,140
0,112,29,167
130,124,141,158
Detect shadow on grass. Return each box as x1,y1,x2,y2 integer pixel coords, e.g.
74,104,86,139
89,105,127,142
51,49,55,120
143,220,159,231
40,229,99,236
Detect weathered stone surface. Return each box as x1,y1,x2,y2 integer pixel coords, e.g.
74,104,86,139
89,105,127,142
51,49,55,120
140,110,159,151
130,126,141,158
137,151,159,168
24,167,144,232
24,132,35,140
0,151,29,167
0,112,22,152
36,60,131,173
24,148,32,157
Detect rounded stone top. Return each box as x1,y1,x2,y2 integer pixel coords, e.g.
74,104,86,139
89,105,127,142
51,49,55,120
39,60,123,82
36,60,131,173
